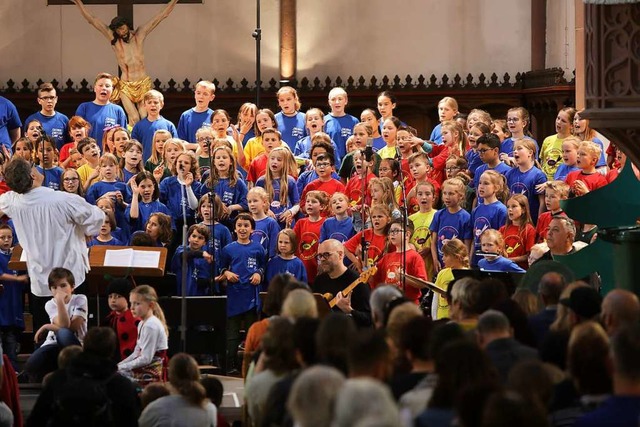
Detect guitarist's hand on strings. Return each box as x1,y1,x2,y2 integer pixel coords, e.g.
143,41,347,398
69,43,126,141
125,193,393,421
335,291,353,314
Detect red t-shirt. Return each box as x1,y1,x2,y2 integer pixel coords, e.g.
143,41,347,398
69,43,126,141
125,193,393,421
344,229,392,270
428,145,450,185
499,223,536,270
247,153,268,183
345,172,375,206
299,178,347,215
374,249,427,304
606,168,620,183
293,217,325,284
404,176,441,214
565,170,608,193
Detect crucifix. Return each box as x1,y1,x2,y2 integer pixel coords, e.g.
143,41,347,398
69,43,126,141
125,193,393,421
49,0,201,125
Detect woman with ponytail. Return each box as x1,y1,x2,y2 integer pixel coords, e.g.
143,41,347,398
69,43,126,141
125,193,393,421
139,353,218,427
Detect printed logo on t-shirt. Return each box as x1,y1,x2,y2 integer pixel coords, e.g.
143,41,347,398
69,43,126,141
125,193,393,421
51,128,64,141
291,127,305,139
473,217,492,241
247,256,257,270
366,245,383,267
299,231,319,261
104,117,117,129
251,229,269,249
222,190,234,205
384,261,402,287
510,182,529,197
504,234,524,256
412,226,430,249
340,128,353,139
437,226,460,256
328,232,349,243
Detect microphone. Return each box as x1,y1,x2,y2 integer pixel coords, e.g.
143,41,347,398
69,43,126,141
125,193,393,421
363,137,374,162
395,145,401,161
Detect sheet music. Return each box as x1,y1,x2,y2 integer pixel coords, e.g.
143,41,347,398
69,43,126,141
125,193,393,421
132,250,161,268
104,248,134,267
19,249,26,262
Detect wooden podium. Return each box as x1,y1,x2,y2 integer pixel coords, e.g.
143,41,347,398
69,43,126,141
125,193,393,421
11,245,168,324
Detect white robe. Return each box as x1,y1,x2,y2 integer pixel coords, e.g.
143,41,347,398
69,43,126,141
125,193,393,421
0,186,104,296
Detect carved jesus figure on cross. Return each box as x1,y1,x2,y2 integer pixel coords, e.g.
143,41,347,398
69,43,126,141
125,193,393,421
71,0,179,125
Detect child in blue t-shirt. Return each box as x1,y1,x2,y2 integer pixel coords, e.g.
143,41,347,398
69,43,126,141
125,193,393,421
88,211,125,247
247,187,280,259
430,177,473,271
208,145,249,229
320,192,355,244
0,224,28,370
171,224,213,296
275,86,307,150
197,193,232,291
131,90,178,161
177,80,215,148
126,170,174,233
505,138,547,224
218,214,267,372
324,87,360,162
35,136,63,190
264,229,307,287
477,229,525,273
471,170,508,266
159,151,204,224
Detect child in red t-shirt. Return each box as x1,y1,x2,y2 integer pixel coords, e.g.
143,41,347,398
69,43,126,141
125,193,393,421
299,152,346,215
536,181,570,243
565,141,608,196
344,204,393,274
499,194,537,270
293,190,328,284
246,128,282,186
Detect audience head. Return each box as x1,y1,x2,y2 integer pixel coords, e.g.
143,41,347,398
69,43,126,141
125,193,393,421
476,310,512,348
347,329,391,381
200,376,224,408
560,286,602,324
481,390,548,427
567,321,612,396
140,383,170,409
601,289,640,337
316,313,357,375
611,324,640,384
546,216,576,255
333,378,400,427
369,286,403,329
287,366,345,427
168,353,207,407
281,288,318,319
82,326,117,359
261,317,299,374
537,272,566,306
293,317,320,367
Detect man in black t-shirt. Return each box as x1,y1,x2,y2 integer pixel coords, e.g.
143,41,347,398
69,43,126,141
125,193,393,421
314,239,372,327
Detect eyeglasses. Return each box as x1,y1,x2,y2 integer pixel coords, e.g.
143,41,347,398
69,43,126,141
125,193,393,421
316,252,336,260
445,167,461,172
39,96,57,101
315,162,331,168
477,148,495,153
379,167,391,172
506,118,520,123
388,229,403,235
63,177,79,182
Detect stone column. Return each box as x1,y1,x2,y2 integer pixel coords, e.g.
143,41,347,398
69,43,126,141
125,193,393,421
280,0,296,81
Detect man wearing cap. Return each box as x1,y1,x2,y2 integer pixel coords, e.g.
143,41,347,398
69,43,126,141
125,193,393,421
100,279,139,361
560,286,603,325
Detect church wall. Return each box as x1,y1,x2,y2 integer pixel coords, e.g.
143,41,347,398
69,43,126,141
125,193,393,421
545,0,576,79
1,0,534,88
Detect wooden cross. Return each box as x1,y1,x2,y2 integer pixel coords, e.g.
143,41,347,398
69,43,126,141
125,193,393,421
48,0,201,28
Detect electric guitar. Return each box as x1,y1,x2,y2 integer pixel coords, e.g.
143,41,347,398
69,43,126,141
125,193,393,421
323,266,378,308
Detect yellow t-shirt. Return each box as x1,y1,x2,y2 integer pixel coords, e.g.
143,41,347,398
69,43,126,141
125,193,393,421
243,136,264,169
540,134,565,180
378,145,397,160
77,163,98,188
433,267,454,320
409,210,436,279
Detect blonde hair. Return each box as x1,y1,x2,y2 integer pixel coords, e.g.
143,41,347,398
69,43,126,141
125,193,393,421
480,170,510,203
195,80,216,94
281,289,318,319
305,190,330,212
330,192,349,215
149,130,171,164
237,102,258,126
143,89,164,104
442,238,470,268
442,177,467,208
209,145,238,188
161,138,186,168
265,147,297,207
131,285,168,337
438,96,459,112
480,229,505,255
545,180,570,199
170,150,200,180
277,86,301,111
562,136,581,150
99,153,123,180
328,87,348,99
579,140,602,162
247,186,269,214
368,177,398,211
468,109,493,127
441,120,468,155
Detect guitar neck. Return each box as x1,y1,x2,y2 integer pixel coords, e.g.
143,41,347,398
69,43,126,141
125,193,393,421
328,267,376,308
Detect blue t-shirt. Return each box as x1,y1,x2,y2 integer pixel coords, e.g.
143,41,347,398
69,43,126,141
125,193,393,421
471,201,508,266
429,208,473,265
472,162,512,190
372,136,386,152
220,241,267,316
24,111,69,149
500,136,538,158
574,396,640,427
159,176,205,221
264,255,308,287
466,150,483,177
131,116,178,160
75,102,127,149
255,175,300,228
554,164,580,181
478,256,526,272
0,97,21,152
171,246,213,296
294,135,342,168
125,199,174,233
88,236,124,247
212,177,249,223
275,111,307,151
0,250,25,328
592,137,607,167
320,217,356,243
85,180,128,205
251,216,280,259
177,108,213,144
36,166,64,190
323,113,359,161
201,222,232,279
429,123,443,145
505,166,547,223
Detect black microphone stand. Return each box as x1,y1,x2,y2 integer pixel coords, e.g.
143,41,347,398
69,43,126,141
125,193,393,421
395,147,408,293
179,166,188,353
206,138,217,296
37,127,46,188
360,145,375,269
252,0,262,108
